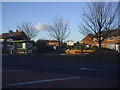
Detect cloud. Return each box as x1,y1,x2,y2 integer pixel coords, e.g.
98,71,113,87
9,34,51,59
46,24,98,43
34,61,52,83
34,23,51,32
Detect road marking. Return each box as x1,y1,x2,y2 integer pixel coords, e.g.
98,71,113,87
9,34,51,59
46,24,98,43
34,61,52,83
80,67,98,71
6,76,80,87
1,70,25,72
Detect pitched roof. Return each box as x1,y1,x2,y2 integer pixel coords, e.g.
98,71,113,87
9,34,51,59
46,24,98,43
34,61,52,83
106,28,120,37
1,30,28,40
98,28,120,37
48,40,58,42
88,28,120,38
81,28,120,43
37,40,58,43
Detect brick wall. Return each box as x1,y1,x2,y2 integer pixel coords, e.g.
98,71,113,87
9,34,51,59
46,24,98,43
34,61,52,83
82,36,120,48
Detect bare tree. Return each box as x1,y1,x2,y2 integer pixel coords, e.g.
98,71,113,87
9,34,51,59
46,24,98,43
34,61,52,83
17,22,40,40
49,17,70,46
78,1,118,49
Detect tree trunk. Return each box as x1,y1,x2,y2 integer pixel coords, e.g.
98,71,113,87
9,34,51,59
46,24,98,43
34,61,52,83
58,41,61,47
98,41,102,49
58,41,61,55
98,40,102,54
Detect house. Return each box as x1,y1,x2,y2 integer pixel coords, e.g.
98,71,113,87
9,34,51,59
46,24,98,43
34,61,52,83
1,30,28,49
81,34,95,48
36,39,59,46
36,39,59,53
81,28,120,52
0,30,30,54
67,40,74,46
47,40,59,46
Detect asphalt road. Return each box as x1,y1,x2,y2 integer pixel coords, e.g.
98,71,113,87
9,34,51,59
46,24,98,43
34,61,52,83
2,55,120,88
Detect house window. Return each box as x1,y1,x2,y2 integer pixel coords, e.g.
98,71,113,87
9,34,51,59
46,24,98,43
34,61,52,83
108,37,114,40
107,44,116,49
118,36,120,40
101,44,104,47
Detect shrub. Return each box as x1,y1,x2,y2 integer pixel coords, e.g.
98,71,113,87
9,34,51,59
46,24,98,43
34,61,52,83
91,45,98,50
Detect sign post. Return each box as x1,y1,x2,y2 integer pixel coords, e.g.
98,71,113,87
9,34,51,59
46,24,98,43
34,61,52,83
9,30,13,54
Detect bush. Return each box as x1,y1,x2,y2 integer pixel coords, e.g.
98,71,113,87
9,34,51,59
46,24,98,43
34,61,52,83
91,45,98,50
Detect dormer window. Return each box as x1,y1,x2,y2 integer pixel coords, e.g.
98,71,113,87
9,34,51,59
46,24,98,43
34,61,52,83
108,37,114,40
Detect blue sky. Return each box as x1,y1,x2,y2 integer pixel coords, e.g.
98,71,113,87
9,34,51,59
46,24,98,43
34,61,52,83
2,2,87,42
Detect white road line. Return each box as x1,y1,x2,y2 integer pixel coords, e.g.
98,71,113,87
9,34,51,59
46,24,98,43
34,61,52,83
6,76,80,87
1,70,25,72
79,67,98,71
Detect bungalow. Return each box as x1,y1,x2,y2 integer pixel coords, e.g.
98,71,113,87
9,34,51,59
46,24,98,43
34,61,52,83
81,28,120,52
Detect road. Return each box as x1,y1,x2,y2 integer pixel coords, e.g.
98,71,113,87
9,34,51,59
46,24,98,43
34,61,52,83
2,55,120,88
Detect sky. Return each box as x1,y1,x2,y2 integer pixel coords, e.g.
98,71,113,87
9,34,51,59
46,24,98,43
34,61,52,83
2,2,88,42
